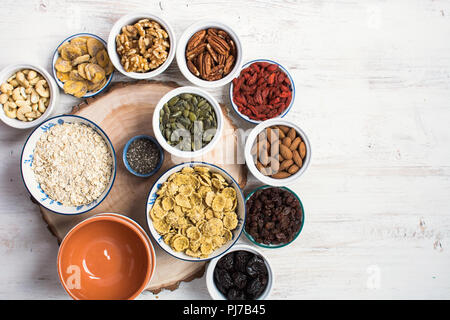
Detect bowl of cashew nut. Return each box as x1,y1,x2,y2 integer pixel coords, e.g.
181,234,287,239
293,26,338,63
0,63,59,129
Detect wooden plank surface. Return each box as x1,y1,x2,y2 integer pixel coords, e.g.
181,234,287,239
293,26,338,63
1,0,450,299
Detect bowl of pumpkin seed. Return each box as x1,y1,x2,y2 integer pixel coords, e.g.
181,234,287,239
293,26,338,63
153,86,224,159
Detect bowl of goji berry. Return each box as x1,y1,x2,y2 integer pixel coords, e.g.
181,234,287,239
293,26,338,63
229,59,295,124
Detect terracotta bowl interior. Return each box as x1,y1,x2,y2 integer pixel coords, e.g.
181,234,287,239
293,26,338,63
58,216,152,300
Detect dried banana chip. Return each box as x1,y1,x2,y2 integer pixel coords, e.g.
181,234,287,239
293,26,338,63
63,80,87,98
87,37,104,57
56,71,70,82
96,49,110,68
60,44,82,61
55,57,73,73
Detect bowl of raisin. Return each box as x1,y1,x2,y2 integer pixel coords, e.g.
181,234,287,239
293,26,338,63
244,185,304,248
206,244,274,300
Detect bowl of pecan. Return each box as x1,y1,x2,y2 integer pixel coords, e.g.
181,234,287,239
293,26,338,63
107,12,176,79
243,185,304,248
176,20,243,88
230,59,295,124
244,118,311,186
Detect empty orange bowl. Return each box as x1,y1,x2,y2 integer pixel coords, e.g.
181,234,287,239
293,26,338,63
57,213,155,300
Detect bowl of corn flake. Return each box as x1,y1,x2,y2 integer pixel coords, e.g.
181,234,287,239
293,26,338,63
145,162,245,262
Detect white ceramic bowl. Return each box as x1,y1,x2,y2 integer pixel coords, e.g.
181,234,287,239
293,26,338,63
244,118,311,186
229,59,296,124
52,33,114,98
107,12,176,79
145,161,246,262
152,86,224,159
20,115,117,215
206,243,274,300
0,64,59,129
176,20,243,88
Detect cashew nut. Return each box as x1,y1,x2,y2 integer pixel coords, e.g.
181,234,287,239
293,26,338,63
27,70,37,80
3,102,17,119
1,69,49,122
0,93,8,104
38,99,47,113
0,83,13,94
35,80,49,98
16,105,32,121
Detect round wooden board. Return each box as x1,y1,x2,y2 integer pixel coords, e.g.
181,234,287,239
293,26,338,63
37,80,247,294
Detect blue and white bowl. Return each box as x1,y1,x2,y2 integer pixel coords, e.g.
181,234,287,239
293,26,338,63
52,33,114,98
20,115,117,215
145,161,246,262
229,58,295,124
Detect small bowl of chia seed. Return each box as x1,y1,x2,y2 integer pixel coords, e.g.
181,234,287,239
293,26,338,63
123,135,164,178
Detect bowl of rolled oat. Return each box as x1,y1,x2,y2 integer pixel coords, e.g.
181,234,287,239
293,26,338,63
20,115,116,215
107,12,176,79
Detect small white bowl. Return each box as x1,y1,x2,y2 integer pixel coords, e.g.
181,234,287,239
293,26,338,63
176,20,243,88
107,12,176,79
52,33,114,98
20,115,116,215
145,161,246,262
244,118,311,186
0,64,59,129
152,86,224,159
206,243,274,300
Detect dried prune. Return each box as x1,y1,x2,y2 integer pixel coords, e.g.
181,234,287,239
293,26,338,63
216,252,234,271
234,251,251,273
246,278,264,299
232,272,248,289
246,256,267,278
214,268,233,289
227,288,246,300
213,250,268,300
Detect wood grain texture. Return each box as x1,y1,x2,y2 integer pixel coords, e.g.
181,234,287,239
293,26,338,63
38,80,247,293
0,0,450,299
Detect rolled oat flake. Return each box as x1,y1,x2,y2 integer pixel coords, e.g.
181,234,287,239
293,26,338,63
126,138,160,175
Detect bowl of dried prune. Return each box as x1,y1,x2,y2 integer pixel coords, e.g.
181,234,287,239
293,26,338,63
244,185,304,248
206,244,274,300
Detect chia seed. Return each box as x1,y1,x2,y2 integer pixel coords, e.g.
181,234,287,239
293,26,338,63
126,138,160,175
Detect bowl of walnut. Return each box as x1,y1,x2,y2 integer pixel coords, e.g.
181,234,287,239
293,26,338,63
52,33,114,98
176,20,243,88
0,64,59,129
107,13,176,79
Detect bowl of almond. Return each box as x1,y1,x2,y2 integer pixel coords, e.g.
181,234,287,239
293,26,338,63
244,119,311,186
107,12,176,79
176,20,243,88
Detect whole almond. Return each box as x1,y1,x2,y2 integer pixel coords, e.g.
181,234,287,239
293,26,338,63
287,128,296,140
282,137,292,148
271,171,291,179
299,141,306,159
280,159,294,171
279,144,292,160
290,137,301,151
288,164,300,175
277,125,290,134
292,150,303,168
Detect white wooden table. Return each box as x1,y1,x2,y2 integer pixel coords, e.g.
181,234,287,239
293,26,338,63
1,0,449,300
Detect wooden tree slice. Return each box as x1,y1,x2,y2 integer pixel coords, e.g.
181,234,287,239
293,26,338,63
38,80,247,294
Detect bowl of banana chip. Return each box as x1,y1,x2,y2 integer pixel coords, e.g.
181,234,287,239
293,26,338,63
146,162,246,262
52,33,114,98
